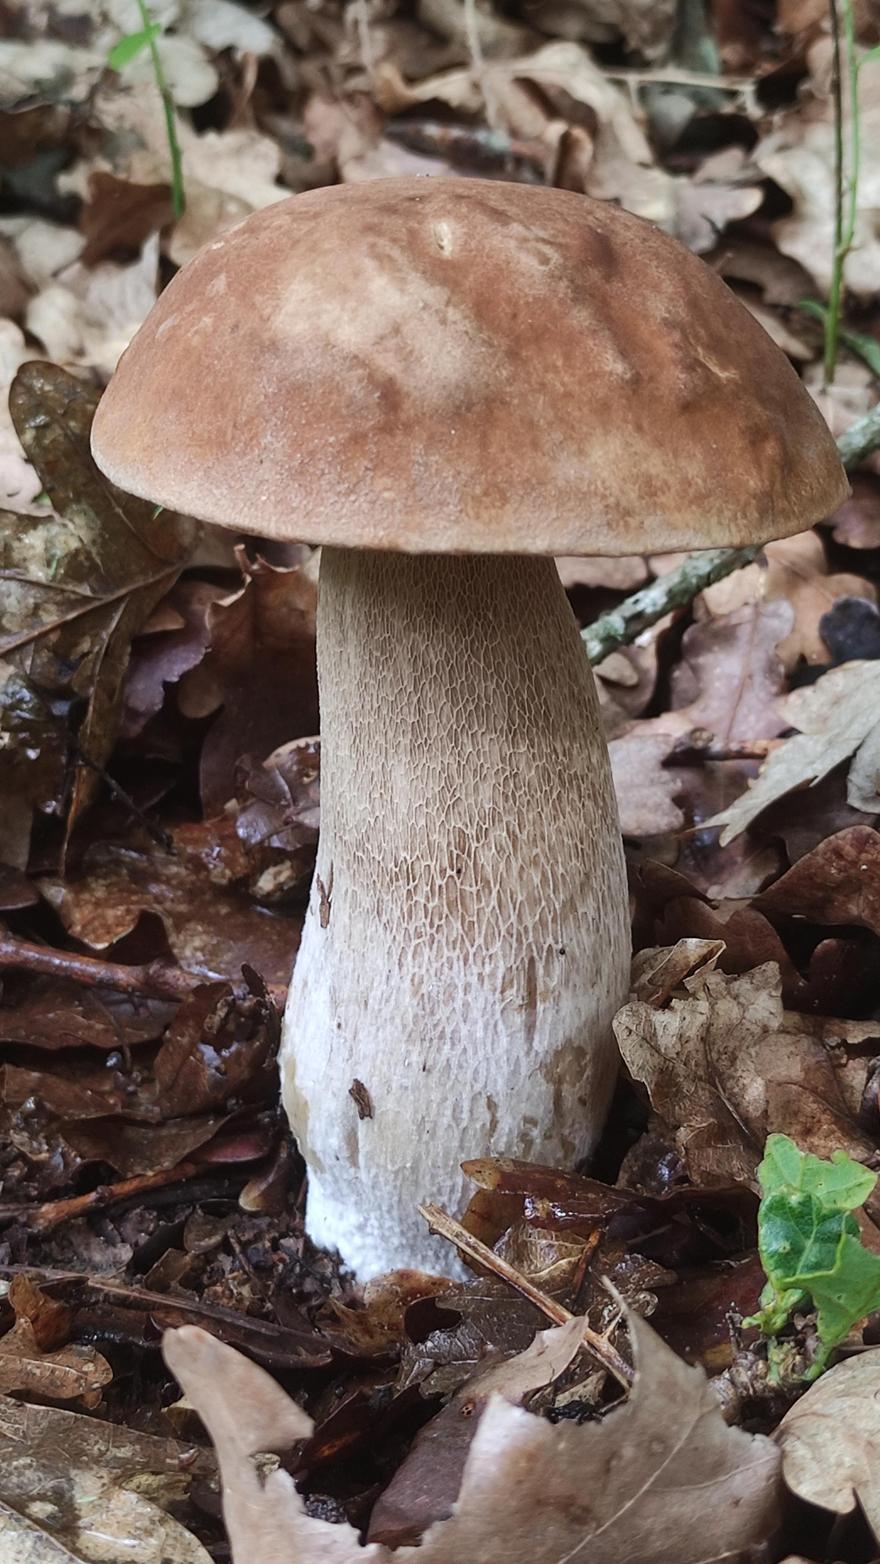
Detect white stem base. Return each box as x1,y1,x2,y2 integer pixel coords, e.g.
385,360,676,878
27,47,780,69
281,550,630,1280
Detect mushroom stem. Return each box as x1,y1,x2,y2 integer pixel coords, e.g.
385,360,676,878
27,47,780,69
281,548,630,1279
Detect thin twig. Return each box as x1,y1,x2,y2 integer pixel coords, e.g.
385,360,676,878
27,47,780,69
582,400,880,664
0,1160,206,1231
0,930,288,1006
0,931,204,998
419,1202,634,1387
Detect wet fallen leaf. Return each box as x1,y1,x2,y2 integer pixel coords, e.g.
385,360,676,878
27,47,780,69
39,821,299,986
9,1274,71,1350
755,826,880,937
776,1348,880,1540
163,1307,782,1563
0,982,175,1053
0,1393,214,1562
121,579,225,738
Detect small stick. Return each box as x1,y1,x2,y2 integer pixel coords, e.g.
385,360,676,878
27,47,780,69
419,1202,634,1387
0,930,288,1004
582,401,880,665
0,932,203,999
0,1160,205,1231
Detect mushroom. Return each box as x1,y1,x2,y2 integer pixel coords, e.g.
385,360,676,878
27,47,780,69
91,177,847,1279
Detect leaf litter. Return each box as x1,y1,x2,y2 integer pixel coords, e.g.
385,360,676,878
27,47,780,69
2,0,880,1559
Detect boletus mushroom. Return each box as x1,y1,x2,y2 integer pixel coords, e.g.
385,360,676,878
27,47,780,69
91,178,847,1279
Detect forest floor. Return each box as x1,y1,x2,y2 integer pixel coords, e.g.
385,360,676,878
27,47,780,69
2,0,880,1560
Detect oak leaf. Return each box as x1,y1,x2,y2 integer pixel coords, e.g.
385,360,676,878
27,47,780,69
163,1307,782,1564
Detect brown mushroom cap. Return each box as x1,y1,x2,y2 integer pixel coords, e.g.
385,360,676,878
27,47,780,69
91,177,847,555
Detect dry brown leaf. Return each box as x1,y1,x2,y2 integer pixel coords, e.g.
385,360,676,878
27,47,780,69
59,83,287,267
707,661,880,842
164,1310,781,1564
614,956,874,1185
829,474,880,550
737,296,813,360
0,1319,112,1404
370,1314,589,1545
707,237,816,307
374,42,676,224
700,532,876,671
521,0,676,56
756,44,880,300
178,553,318,817
776,1349,880,1540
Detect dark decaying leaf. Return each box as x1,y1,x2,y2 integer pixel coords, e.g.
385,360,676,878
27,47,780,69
39,820,300,985
178,551,318,816
80,171,175,265
755,826,880,937
1,363,196,865
0,981,175,1051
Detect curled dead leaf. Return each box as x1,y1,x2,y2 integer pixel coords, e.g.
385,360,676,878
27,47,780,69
614,955,874,1185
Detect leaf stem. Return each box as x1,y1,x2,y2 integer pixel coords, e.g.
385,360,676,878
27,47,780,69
824,0,860,385
135,0,185,219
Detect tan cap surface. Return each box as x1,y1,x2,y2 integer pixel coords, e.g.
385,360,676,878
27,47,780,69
91,177,847,555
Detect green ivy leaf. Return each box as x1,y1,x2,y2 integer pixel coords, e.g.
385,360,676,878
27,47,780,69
758,1133,877,1214
107,23,162,71
747,1136,880,1379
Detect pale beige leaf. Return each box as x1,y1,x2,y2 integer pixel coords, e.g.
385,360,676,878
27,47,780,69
0,1393,213,1563
707,660,880,842
755,46,880,299
776,1349,880,1540
124,35,217,107
25,237,159,378
164,1310,781,1564
181,0,277,54
848,721,880,811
